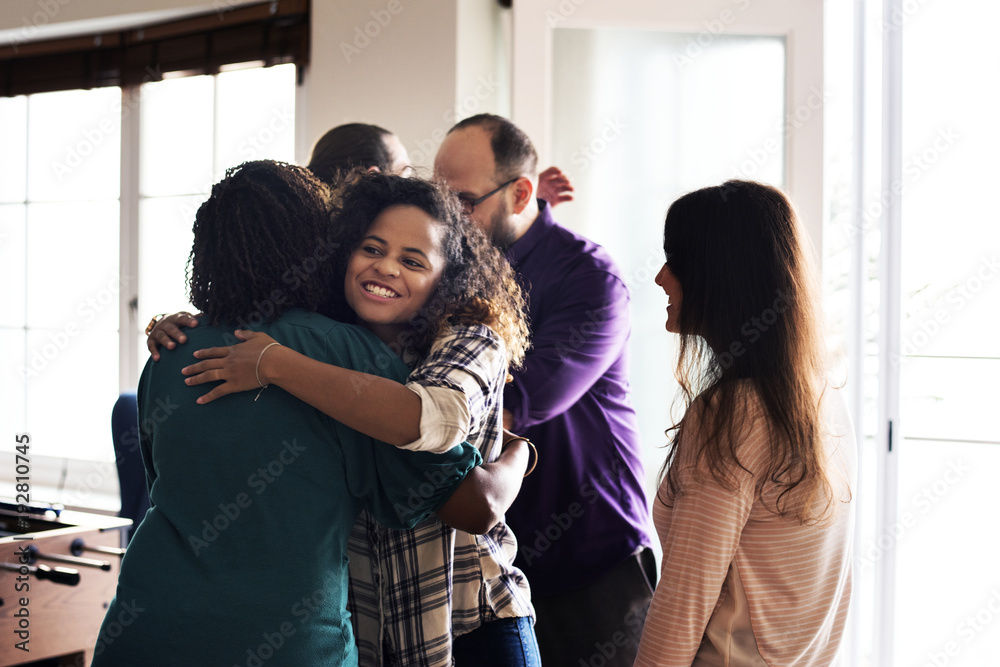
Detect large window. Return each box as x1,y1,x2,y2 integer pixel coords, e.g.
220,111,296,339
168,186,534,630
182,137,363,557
824,1,999,664
1,87,122,464
892,0,1000,663
0,63,296,509
135,64,296,372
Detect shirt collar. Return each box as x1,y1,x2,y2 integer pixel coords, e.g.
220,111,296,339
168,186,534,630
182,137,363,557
506,199,554,266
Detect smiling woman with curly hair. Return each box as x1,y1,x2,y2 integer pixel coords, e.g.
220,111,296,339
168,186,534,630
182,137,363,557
325,169,529,367
175,170,539,665
92,160,482,667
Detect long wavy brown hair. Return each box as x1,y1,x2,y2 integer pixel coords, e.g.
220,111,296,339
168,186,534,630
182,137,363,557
328,170,530,368
657,180,836,523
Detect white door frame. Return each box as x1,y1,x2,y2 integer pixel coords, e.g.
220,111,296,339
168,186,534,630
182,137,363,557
510,0,825,253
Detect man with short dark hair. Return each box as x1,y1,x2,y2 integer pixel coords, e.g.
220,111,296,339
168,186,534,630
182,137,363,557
435,114,656,667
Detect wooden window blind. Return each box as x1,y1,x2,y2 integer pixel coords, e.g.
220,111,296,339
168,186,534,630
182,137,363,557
0,0,309,97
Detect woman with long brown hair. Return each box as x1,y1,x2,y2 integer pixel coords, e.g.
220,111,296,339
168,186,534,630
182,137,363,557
635,180,857,666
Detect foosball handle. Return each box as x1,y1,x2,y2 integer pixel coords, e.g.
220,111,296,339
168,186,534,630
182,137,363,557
70,538,126,558
0,561,82,587
34,562,81,586
27,544,112,571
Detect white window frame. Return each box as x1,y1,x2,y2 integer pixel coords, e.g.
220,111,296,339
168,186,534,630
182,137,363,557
875,0,902,663
120,83,142,392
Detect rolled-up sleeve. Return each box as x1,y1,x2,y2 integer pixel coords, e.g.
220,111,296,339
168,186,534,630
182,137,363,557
401,384,471,453
401,324,506,453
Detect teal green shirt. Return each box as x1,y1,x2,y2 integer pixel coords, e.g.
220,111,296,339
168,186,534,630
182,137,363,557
93,309,480,666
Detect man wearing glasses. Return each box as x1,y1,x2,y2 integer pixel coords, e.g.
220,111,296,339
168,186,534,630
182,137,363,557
435,114,656,667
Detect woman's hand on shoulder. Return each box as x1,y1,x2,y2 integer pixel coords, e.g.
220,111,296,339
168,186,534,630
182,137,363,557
181,330,282,404
147,312,201,361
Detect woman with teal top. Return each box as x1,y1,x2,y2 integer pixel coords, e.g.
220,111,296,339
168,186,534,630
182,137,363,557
91,161,483,666
178,169,540,666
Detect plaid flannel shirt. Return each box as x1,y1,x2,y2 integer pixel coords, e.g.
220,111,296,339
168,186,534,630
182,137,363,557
347,324,534,667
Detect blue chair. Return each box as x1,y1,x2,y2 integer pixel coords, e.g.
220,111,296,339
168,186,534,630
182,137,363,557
111,392,150,543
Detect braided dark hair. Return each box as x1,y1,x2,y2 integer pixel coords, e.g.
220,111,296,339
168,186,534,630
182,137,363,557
187,160,339,326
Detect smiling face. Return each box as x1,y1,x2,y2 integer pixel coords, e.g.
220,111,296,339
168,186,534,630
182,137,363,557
654,262,683,334
344,204,446,345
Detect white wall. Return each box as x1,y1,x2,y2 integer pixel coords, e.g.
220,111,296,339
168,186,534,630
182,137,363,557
303,0,500,171
0,0,259,42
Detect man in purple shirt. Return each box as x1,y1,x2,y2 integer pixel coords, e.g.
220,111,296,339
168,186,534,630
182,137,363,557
435,114,655,667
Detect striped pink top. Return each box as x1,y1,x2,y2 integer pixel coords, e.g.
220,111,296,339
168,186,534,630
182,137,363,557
635,388,856,667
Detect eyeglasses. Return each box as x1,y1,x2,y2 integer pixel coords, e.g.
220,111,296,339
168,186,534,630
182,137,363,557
456,177,519,214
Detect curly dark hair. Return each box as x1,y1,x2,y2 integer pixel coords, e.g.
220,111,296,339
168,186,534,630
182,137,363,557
187,160,339,326
328,170,530,366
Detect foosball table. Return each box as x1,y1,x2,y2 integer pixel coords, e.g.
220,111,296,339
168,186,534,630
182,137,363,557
0,501,130,667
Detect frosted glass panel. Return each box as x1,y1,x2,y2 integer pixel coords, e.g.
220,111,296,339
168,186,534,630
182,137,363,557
894,440,1000,667
552,28,785,248
26,201,120,331
138,194,202,315
26,88,121,202
215,64,296,174
895,2,1000,664
0,205,26,328
901,4,1000,314
140,75,214,197
136,65,296,371
136,194,203,372
0,96,27,203
25,329,119,461
899,0,1000,361
551,27,786,490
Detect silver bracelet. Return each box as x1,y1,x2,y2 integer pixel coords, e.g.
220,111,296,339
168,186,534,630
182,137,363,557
254,341,283,401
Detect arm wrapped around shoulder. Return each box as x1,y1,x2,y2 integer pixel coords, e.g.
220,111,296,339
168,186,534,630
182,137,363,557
351,441,483,530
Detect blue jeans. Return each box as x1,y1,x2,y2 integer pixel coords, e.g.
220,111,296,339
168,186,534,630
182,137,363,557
452,616,541,667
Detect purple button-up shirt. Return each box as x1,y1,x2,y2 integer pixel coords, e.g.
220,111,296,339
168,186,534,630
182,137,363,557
504,201,654,597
